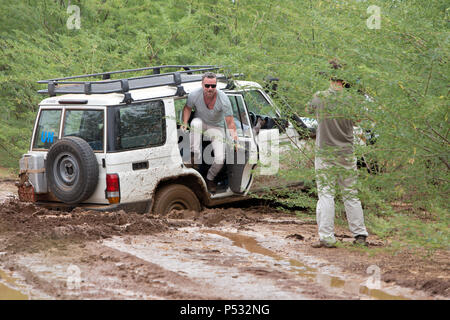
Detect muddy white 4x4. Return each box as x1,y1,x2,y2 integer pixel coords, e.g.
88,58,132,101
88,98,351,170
18,65,305,214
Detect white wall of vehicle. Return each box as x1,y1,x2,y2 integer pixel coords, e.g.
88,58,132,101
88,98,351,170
64,106,108,204
39,94,124,107
29,79,302,206
103,98,202,204
31,105,109,204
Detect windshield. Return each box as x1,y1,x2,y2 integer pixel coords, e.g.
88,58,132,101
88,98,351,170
242,90,277,118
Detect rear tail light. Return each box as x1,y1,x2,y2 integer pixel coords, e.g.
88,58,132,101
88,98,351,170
106,174,120,204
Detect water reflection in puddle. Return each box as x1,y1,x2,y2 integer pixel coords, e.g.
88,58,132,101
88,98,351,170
205,230,408,300
0,269,28,300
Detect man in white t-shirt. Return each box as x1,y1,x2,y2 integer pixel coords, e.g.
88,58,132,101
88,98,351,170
182,72,238,193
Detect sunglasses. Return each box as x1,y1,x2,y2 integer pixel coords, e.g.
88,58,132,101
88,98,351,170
204,84,216,88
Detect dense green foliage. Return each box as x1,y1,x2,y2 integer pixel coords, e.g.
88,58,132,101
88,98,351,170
0,0,448,248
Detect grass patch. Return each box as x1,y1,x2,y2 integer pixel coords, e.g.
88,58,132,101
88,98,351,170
252,186,317,211
337,202,449,253
0,151,19,179
0,166,15,179
294,209,315,220
289,189,449,253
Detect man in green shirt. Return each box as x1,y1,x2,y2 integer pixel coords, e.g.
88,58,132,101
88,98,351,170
307,60,369,248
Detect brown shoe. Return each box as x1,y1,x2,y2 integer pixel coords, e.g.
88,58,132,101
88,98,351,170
206,178,217,194
353,235,368,247
311,240,337,248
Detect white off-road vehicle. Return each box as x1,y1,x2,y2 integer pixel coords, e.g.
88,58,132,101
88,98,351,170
17,65,308,214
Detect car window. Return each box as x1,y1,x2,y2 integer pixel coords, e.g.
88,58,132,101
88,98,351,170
32,109,61,149
243,90,276,118
114,100,166,151
228,95,251,138
63,109,104,151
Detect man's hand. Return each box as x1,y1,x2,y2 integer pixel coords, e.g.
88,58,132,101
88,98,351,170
232,134,239,152
182,105,192,132
225,116,239,152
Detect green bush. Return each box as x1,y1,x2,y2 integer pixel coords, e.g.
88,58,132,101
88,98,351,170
0,1,447,247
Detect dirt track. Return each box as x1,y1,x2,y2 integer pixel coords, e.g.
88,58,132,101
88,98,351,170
0,180,448,300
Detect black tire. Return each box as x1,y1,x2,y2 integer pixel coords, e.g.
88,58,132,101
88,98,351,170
46,136,99,204
152,184,201,215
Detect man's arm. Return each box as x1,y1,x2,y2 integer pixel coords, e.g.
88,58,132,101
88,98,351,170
306,93,320,115
182,105,192,130
225,115,238,142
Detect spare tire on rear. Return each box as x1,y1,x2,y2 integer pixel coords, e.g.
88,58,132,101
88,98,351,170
46,136,99,204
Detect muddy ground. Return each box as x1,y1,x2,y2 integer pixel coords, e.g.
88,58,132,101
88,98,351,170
0,180,448,300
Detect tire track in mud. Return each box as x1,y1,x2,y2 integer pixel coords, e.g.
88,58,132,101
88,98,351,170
0,197,345,299
2,242,224,300
0,183,447,299
100,229,371,300
101,237,322,299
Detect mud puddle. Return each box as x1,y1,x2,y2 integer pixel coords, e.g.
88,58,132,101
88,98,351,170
0,268,28,299
101,232,313,299
0,181,447,299
205,230,408,300
101,226,424,300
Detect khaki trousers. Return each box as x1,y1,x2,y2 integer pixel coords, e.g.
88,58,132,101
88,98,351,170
190,118,226,181
315,156,368,243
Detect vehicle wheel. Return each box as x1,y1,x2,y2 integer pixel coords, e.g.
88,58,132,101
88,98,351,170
152,184,201,215
46,136,99,204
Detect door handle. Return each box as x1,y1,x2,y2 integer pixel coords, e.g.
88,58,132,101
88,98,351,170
132,161,149,170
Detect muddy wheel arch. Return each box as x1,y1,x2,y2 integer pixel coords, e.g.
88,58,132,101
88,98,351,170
152,184,202,215
150,174,209,214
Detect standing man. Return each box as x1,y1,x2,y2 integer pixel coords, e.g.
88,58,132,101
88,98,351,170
182,72,238,194
307,60,369,248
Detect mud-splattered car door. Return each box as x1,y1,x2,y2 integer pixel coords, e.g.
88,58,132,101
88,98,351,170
104,99,179,204
240,89,301,191
225,94,258,194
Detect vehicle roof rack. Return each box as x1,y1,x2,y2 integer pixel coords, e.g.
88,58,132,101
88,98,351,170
37,65,228,97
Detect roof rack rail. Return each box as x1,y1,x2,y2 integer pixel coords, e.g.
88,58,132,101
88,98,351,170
37,65,228,97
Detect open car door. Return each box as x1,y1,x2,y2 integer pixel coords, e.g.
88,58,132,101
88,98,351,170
225,94,258,194
239,88,303,191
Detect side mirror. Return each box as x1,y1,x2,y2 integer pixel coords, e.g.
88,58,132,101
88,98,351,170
262,117,288,133
291,114,316,139
273,118,289,133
